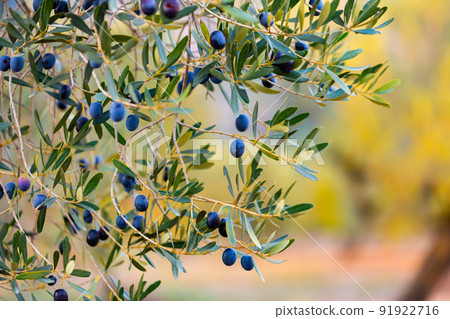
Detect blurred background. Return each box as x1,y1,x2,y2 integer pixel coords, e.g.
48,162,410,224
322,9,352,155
1,0,449,301
148,0,450,300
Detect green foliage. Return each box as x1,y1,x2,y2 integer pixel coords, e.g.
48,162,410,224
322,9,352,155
0,0,396,300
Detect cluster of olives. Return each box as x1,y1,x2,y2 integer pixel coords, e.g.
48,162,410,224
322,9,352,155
206,211,254,271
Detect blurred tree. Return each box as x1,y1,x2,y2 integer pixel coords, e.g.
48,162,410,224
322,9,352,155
320,0,449,300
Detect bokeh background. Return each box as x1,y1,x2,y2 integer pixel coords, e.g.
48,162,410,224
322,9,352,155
149,0,450,301
1,0,449,301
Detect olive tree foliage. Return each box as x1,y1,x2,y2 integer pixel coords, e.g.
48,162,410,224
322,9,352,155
0,0,396,300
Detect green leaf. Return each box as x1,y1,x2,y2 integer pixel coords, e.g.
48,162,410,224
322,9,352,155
83,173,103,197
267,239,294,256
0,122,11,131
363,93,391,108
263,34,296,58
140,280,161,300
113,159,136,178
241,66,274,82
105,67,118,101
44,73,70,88
103,122,126,145
37,207,47,233
226,211,236,246
71,269,91,277
355,0,380,25
9,8,31,34
165,107,194,114
34,110,52,146
284,203,314,216
131,259,147,272
66,13,93,35
112,37,138,60
252,102,258,138
193,62,217,87
4,76,33,88
153,29,167,64
62,236,70,269
324,68,351,94
373,79,402,94
99,21,111,58
164,36,188,70
244,216,261,248
209,69,231,82
39,0,54,31
219,5,258,23
16,270,51,280
0,37,16,48
142,39,149,73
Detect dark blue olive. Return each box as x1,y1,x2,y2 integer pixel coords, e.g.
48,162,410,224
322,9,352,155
47,275,57,286
162,0,179,19
206,211,220,230
94,155,102,167
295,40,309,51
10,56,24,72
56,100,67,110
309,0,323,16
76,116,89,132
219,218,227,237
86,229,100,247
89,102,103,119
116,215,129,230
78,159,89,171
54,289,68,301
272,52,294,73
210,31,226,50
33,193,47,210
127,89,142,103
230,139,245,158
126,114,141,132
134,194,149,212
118,172,124,184
241,254,254,271
222,248,237,266
99,226,109,240
177,71,195,94
42,53,56,69
55,0,68,14
141,0,156,15
83,209,93,223
262,73,276,88
58,241,64,254
0,55,10,71
132,215,144,231
235,114,249,132
4,182,16,199
33,0,41,11
89,58,102,69
0,185,4,200
121,174,136,190
163,166,169,182
59,84,71,100
209,68,223,84
194,65,209,84
18,176,31,192
259,12,274,28
165,66,178,80
109,102,125,122
82,0,95,11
